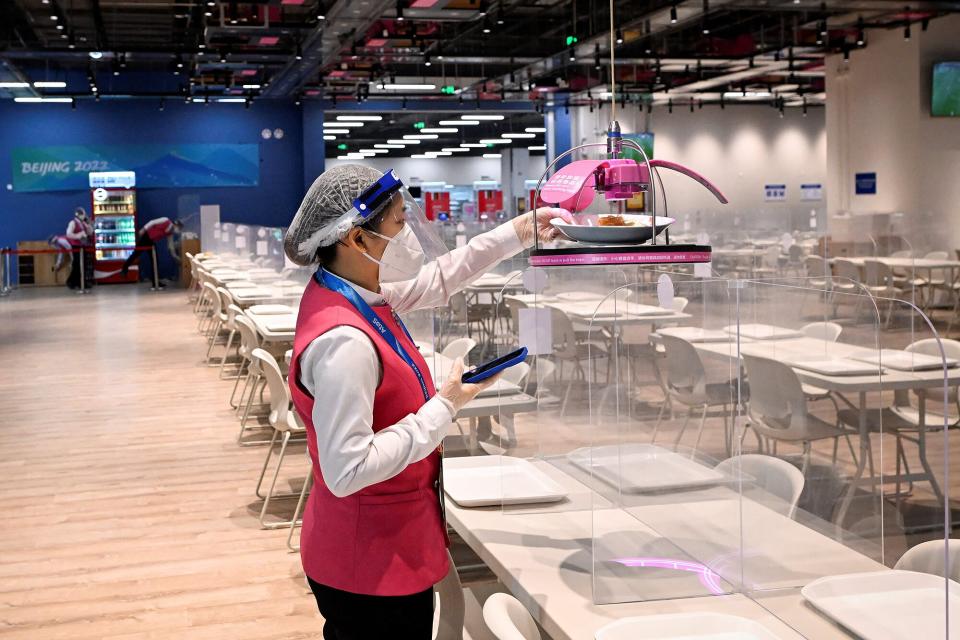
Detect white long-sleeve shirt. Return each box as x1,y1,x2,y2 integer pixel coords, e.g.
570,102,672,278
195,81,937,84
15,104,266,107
298,221,526,498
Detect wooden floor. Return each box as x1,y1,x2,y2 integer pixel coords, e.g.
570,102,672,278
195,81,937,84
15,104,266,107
0,286,321,639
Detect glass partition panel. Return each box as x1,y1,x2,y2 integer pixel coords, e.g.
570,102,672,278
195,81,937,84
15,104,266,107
587,276,744,604
742,281,955,639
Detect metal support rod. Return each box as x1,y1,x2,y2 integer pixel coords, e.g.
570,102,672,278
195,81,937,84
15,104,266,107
150,246,161,290
79,248,86,293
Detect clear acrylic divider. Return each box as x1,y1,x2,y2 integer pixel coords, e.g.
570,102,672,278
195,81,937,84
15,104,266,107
588,275,744,604
742,277,955,638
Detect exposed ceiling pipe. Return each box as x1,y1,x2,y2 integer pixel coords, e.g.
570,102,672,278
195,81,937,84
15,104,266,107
261,0,394,98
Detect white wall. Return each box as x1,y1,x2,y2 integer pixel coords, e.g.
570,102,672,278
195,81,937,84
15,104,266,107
325,154,546,188
825,14,960,250
571,102,828,236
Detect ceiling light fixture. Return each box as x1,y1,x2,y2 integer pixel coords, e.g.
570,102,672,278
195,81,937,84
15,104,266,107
469,114,504,120
388,139,419,144
323,135,336,140
404,134,439,139
460,143,486,148
528,145,546,151
420,127,458,133
502,133,535,138
479,138,510,144
525,127,546,133
670,2,677,23
396,0,404,21
337,114,383,121
377,83,436,90
0,82,30,88
482,153,502,158
34,81,67,88
323,121,363,127
324,128,350,134
615,29,624,45
442,148,469,153
375,143,405,148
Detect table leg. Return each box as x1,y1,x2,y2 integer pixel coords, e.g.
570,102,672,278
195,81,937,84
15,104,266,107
837,391,870,528
915,394,945,507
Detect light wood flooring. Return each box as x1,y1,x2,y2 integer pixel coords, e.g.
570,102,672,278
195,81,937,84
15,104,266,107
0,287,320,639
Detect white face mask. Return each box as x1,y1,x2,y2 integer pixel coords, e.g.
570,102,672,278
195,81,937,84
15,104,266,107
361,224,426,283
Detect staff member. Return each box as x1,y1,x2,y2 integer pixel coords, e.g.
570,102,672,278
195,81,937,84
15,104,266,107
120,217,183,281
65,208,93,290
283,165,570,639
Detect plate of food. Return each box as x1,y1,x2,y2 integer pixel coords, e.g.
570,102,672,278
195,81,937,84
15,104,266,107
550,214,675,245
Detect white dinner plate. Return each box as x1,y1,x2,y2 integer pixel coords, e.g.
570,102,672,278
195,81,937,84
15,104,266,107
443,456,568,507
801,570,960,640
568,444,725,493
551,214,675,245
595,612,789,640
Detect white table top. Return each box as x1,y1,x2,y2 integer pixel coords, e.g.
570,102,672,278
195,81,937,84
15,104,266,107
832,257,960,270
229,285,305,307
244,310,297,342
445,458,871,640
694,335,960,392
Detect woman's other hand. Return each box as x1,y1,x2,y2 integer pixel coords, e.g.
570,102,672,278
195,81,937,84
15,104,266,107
437,358,501,415
511,207,574,246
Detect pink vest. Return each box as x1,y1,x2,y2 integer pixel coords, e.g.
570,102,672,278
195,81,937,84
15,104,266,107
146,219,173,241
289,279,449,596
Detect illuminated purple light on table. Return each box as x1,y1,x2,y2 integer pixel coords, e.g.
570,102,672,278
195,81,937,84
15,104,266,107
612,557,726,595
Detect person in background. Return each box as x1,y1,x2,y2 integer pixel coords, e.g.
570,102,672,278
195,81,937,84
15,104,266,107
283,165,571,639
121,217,183,284
65,207,93,290
47,234,73,281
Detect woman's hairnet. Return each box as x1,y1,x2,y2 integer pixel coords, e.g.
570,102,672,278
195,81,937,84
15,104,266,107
284,164,383,266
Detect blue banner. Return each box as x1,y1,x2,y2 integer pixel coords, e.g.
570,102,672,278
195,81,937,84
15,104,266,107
11,144,260,192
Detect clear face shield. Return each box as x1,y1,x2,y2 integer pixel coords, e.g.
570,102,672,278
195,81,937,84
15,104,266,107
348,170,450,284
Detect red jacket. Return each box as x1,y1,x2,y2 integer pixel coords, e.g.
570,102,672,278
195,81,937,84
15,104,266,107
288,280,449,595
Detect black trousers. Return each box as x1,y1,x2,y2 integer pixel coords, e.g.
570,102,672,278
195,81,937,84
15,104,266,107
122,232,154,273
66,249,92,288
307,577,434,640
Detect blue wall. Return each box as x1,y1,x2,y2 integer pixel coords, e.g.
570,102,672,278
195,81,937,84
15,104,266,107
0,99,310,279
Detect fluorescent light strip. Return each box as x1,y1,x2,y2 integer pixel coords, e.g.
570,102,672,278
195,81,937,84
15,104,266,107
15,97,72,103
410,154,433,159
34,81,67,88
470,115,504,120
404,134,438,140
420,127,457,133
0,82,30,88
525,127,546,133
425,151,452,156
336,115,383,121
324,121,363,127
361,149,389,154
528,145,546,151
377,83,436,90
323,135,336,141
503,133,535,139
375,144,405,149
242,84,261,89
479,139,511,144
459,143,487,148
442,148,469,153
324,129,350,134
482,153,502,158
217,98,246,103
440,120,477,126
388,139,419,145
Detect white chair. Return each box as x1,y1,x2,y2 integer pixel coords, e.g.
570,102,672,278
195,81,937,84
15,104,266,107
714,454,805,518
894,539,960,582
251,348,307,529
805,255,832,290
863,259,904,326
500,361,531,388
653,334,739,454
831,258,862,306
482,593,541,640
219,303,245,379
742,353,858,475
798,322,843,405
441,337,477,363
801,321,842,342
549,307,609,415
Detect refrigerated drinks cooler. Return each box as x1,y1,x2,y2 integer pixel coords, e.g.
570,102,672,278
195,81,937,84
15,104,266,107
473,180,503,220
90,171,138,283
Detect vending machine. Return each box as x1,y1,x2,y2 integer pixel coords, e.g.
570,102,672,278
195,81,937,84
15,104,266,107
89,171,138,283
472,180,503,220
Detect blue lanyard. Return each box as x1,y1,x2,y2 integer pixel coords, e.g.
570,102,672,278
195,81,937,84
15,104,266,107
315,269,431,403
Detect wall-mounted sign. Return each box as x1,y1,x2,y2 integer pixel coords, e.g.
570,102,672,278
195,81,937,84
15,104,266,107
855,172,877,195
93,188,109,202
764,184,787,201
89,171,136,189
800,183,823,201
11,144,259,192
